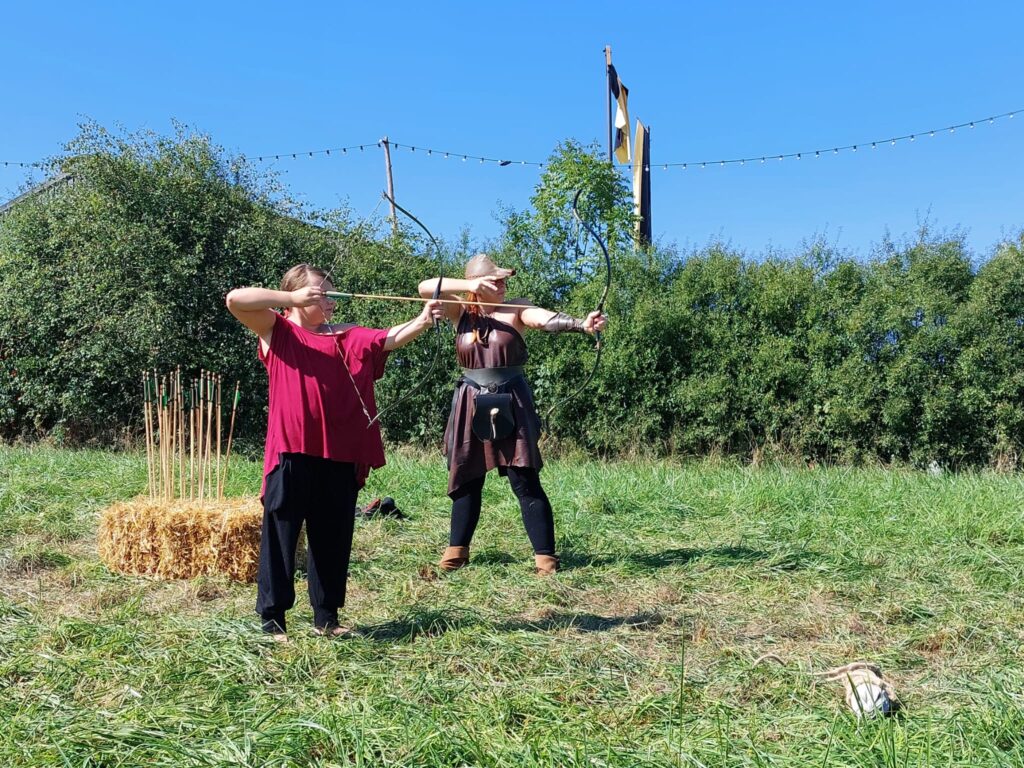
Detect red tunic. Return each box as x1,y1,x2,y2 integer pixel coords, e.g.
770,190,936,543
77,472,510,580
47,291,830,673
259,313,389,495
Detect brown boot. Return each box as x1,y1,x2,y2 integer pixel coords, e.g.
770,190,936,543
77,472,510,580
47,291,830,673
439,546,470,571
534,554,559,576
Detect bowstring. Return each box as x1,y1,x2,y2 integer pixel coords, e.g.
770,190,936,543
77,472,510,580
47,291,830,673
542,190,611,432
312,196,386,429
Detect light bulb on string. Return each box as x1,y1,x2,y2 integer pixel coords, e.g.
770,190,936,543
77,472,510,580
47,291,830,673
910,135,916,141
852,146,857,152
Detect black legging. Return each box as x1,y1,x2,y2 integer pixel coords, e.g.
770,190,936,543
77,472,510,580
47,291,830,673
449,467,555,555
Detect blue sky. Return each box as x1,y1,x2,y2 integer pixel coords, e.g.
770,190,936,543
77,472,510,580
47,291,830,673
2,1,1021,261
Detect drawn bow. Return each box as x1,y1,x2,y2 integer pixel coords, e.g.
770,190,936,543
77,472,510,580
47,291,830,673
366,191,446,427
543,189,612,429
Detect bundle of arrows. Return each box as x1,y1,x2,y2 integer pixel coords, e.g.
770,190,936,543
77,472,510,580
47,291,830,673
141,368,241,502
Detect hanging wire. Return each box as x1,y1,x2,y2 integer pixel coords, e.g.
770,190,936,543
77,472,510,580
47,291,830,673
657,108,1020,169
3,108,1018,172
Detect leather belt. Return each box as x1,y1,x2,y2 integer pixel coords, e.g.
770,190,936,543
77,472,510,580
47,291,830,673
461,366,525,393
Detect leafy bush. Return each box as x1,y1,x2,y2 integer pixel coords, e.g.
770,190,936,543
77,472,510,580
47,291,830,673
2,126,1022,468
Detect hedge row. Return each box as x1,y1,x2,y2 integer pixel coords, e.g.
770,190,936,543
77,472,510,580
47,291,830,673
1,127,1021,467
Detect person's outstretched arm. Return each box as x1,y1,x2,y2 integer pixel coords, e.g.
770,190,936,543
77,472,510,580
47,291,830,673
519,306,608,335
384,299,445,351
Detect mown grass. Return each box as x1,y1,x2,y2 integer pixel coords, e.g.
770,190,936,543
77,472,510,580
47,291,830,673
1,443,1024,766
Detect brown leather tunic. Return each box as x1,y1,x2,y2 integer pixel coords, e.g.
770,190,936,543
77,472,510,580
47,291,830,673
443,311,543,495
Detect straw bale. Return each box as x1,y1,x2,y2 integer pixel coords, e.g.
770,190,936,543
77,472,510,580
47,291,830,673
214,506,264,582
98,497,267,582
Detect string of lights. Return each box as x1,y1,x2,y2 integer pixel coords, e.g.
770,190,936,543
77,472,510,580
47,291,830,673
253,141,380,162
645,109,1020,171
377,142,545,167
2,108,1019,173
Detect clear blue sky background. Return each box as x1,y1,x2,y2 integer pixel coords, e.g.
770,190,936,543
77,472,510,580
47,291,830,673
2,1,1021,261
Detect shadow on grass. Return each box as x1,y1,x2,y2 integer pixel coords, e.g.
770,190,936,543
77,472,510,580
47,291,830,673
496,610,668,633
559,544,811,571
359,607,669,642
468,550,520,566
631,545,768,569
360,607,484,642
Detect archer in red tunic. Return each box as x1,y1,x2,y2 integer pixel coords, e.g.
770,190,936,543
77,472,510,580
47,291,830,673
227,263,443,640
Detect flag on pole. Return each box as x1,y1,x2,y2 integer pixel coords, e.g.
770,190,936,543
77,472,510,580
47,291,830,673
633,120,651,245
609,64,631,163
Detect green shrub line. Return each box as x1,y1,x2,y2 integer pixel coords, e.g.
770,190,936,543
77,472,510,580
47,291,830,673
2,124,1023,467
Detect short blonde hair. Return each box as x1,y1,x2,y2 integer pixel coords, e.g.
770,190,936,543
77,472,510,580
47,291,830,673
279,263,328,292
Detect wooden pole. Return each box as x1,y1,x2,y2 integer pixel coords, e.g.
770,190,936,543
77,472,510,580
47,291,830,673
205,371,214,501
605,45,613,163
221,381,240,499
156,375,166,500
142,373,153,500
169,370,176,500
164,375,172,502
189,380,196,500
177,367,184,500
215,375,222,500
153,370,161,500
381,136,398,237
197,373,205,501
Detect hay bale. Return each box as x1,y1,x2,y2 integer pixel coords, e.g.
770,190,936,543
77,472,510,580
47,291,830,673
99,498,267,582
214,506,265,582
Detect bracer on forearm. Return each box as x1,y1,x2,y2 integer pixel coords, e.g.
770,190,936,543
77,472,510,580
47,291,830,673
542,312,586,333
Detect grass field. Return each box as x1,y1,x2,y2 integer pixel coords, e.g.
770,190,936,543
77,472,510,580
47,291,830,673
2,443,1024,767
